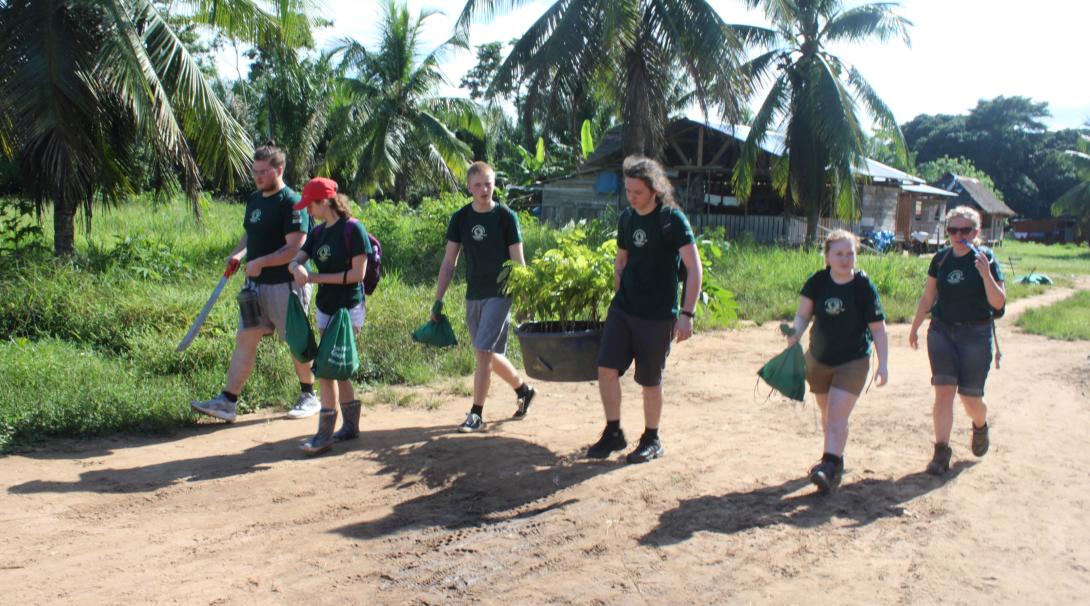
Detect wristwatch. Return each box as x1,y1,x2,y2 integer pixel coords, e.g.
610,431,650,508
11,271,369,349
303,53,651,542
680,309,695,319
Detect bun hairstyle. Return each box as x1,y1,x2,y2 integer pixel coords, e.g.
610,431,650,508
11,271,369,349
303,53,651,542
254,140,286,168
945,205,983,246
622,155,677,208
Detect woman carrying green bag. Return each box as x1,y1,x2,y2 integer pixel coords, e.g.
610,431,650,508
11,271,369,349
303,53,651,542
289,177,372,455
786,230,889,494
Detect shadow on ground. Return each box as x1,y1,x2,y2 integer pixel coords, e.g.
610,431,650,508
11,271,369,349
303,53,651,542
330,422,619,539
640,461,976,546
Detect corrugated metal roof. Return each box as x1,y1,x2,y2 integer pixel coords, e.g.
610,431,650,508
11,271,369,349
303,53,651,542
945,174,1017,216
902,183,958,197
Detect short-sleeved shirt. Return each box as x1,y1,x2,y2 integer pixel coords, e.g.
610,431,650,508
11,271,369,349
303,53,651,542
243,186,308,284
613,204,696,321
446,202,522,300
800,269,885,366
301,218,373,316
928,246,1004,324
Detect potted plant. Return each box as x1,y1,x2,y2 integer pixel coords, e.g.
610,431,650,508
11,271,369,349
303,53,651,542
503,227,615,382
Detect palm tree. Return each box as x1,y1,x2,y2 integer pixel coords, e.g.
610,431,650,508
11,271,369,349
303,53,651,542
455,0,752,159
1052,135,1090,244
0,0,310,257
325,1,483,201
732,0,911,247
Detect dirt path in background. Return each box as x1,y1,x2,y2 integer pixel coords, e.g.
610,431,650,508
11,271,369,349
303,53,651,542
3,287,1090,605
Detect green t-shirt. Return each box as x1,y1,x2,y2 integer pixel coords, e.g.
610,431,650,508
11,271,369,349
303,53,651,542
445,202,522,300
928,246,1005,323
301,218,373,315
800,269,885,366
243,186,308,284
613,204,696,320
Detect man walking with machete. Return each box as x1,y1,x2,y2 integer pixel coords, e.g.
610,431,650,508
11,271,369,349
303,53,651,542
190,142,320,422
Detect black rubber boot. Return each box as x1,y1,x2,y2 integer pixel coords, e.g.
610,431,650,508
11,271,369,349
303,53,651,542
301,409,337,455
926,442,953,476
333,400,361,442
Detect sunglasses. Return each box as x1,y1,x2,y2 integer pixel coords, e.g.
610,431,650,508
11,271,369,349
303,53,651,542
947,226,975,236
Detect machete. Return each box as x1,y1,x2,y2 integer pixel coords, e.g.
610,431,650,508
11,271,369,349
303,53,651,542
176,258,240,352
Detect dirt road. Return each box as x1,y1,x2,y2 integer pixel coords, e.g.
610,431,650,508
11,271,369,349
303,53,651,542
3,289,1089,605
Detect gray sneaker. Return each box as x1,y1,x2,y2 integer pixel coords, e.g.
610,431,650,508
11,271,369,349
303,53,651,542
190,393,237,422
459,412,485,433
287,392,321,419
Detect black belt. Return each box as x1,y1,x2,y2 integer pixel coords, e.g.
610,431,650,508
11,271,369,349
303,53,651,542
937,318,991,327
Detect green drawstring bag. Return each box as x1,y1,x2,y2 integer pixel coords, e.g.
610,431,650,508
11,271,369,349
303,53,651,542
285,292,318,363
412,300,458,348
313,308,359,380
757,342,807,402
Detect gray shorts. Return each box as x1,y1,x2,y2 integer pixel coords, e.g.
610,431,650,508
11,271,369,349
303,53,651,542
927,319,993,397
238,281,311,340
596,305,675,387
317,301,365,332
466,297,513,353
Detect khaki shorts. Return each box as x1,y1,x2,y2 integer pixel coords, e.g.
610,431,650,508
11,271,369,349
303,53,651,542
238,281,311,340
805,352,870,396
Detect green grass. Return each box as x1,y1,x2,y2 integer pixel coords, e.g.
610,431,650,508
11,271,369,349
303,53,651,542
993,241,1090,285
707,242,929,323
1016,290,1090,341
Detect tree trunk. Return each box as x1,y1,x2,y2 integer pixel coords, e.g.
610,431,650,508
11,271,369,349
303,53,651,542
53,198,76,257
805,197,820,251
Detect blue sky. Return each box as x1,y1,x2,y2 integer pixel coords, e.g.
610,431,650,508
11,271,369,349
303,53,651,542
222,0,1090,129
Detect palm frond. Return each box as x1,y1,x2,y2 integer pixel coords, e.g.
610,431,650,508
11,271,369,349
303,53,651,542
822,3,912,46
732,72,791,202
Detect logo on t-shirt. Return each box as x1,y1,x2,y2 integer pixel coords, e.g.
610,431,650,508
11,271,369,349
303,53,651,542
946,270,965,285
824,297,845,316
632,228,648,248
249,209,262,224
317,245,332,263
471,224,487,241
291,210,303,223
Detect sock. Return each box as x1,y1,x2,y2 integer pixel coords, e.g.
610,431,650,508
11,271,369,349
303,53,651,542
515,383,532,397
222,391,239,403
471,405,484,417
300,382,315,394
605,420,621,433
643,427,659,441
822,452,844,468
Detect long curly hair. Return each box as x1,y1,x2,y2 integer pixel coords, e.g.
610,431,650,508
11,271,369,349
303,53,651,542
622,155,676,208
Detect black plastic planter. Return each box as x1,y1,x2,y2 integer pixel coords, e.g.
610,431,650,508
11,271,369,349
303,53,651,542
514,321,604,382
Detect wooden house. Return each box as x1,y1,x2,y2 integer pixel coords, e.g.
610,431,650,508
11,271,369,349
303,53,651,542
541,118,954,246
931,173,1017,244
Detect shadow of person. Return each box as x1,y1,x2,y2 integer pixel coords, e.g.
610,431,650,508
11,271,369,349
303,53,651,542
330,425,620,540
639,461,977,547
7,430,309,495
7,418,271,461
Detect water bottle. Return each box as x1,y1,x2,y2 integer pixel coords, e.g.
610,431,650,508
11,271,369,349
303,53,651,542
237,283,262,329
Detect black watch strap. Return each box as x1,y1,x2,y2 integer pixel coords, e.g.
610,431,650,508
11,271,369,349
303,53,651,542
680,309,695,318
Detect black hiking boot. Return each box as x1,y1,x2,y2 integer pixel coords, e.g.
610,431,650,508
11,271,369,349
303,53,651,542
586,428,627,459
625,434,664,464
926,442,953,476
971,422,990,457
809,460,843,495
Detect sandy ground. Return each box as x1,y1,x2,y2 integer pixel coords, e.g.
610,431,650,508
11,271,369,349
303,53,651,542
3,286,1090,605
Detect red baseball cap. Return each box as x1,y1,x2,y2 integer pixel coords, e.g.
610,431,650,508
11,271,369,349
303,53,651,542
292,177,338,210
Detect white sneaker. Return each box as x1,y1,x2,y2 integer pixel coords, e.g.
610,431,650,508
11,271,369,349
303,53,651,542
190,393,237,422
287,392,321,419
